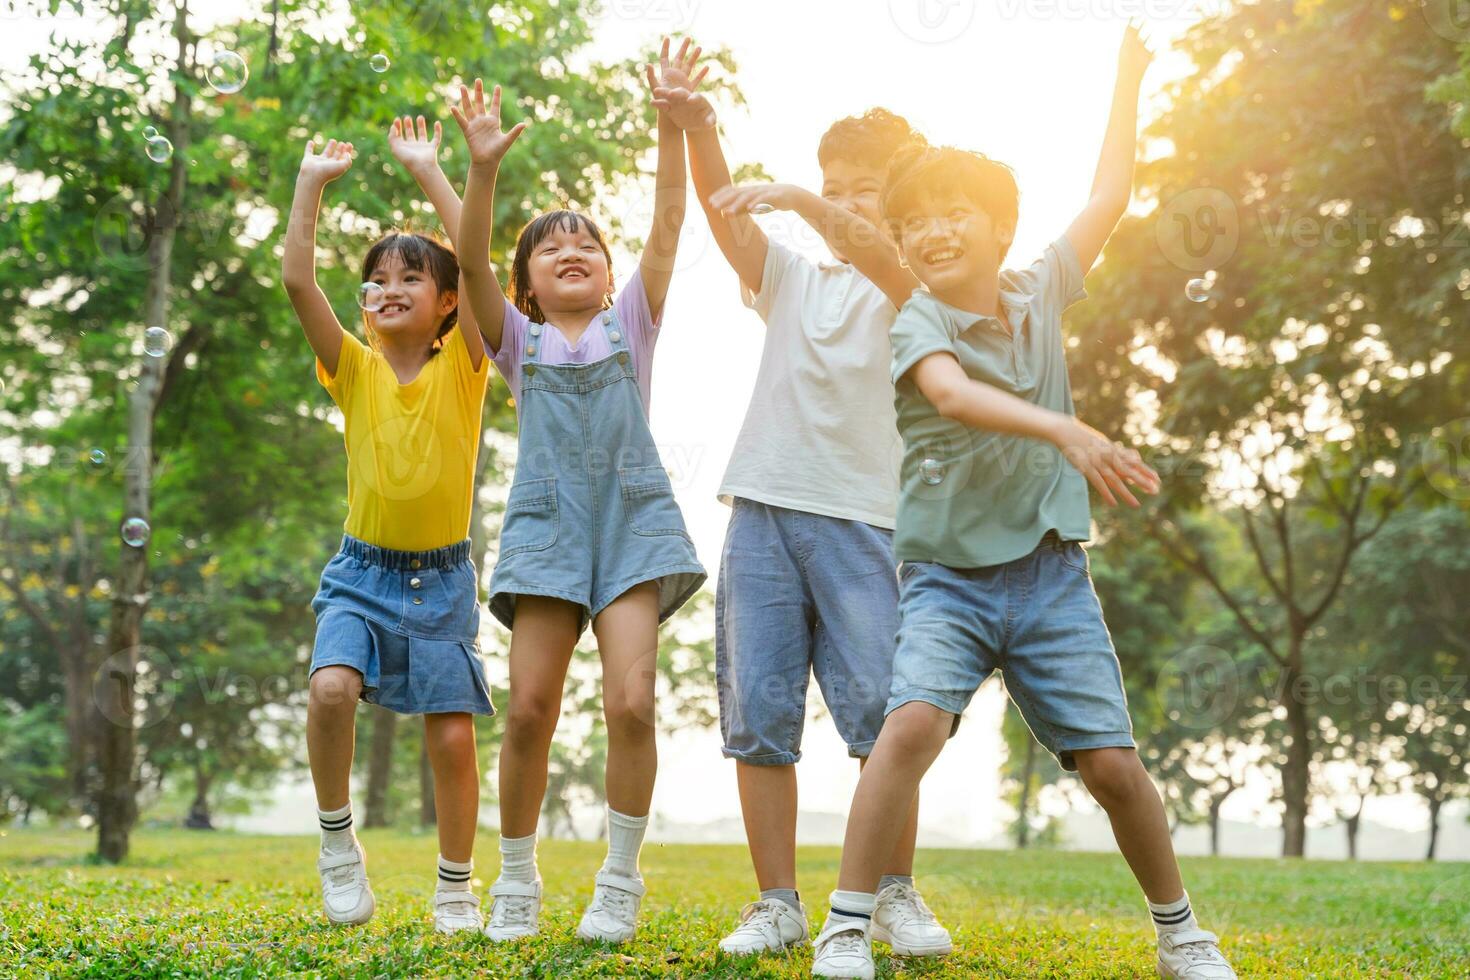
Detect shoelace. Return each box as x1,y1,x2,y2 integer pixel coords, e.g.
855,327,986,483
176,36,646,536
592,884,636,919
822,925,867,957
885,885,936,925
322,853,362,893
439,897,479,922
734,901,781,936
1178,939,1227,964
491,895,536,929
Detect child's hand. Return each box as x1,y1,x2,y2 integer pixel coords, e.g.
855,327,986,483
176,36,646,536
1049,416,1160,507
643,36,713,131
709,182,801,218
388,114,442,176
1118,19,1154,81
450,79,527,169
298,138,354,186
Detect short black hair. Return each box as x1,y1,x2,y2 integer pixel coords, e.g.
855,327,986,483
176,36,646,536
880,143,1020,265
817,107,921,173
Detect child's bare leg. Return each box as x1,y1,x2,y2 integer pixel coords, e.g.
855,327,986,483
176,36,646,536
858,755,921,878
592,580,660,816
736,762,798,889
307,666,362,811
498,595,581,838
1072,747,1184,902
836,703,951,892
424,712,478,863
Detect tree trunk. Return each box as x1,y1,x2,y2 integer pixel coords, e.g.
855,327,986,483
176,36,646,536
1279,654,1312,858
1426,796,1442,861
95,0,190,866
1209,797,1223,857
363,705,397,828
419,733,436,828
63,644,95,803
1015,738,1036,850
185,761,214,830
1345,812,1359,860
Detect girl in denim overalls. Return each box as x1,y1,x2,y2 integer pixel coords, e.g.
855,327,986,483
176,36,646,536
452,46,709,944
283,116,499,936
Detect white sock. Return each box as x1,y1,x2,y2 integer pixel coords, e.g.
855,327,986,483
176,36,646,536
826,889,876,926
600,807,649,880
497,832,538,883
437,854,473,894
317,802,355,853
1149,892,1198,936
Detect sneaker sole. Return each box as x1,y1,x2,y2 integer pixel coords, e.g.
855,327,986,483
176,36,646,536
718,937,810,956
483,928,539,942
324,891,376,926
576,925,635,944
870,924,952,957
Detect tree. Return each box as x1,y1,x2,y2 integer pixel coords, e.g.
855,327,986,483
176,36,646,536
1068,0,1470,856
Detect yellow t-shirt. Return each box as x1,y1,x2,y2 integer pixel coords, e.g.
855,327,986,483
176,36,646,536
316,327,490,552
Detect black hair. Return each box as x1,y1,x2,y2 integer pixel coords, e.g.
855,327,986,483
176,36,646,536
507,210,615,323
818,107,922,172
880,143,1020,265
359,232,460,355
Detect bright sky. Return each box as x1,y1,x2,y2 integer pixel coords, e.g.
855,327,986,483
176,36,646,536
4,0,1442,845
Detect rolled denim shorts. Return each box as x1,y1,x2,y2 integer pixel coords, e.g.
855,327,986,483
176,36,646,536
716,498,899,764
887,534,1133,771
310,535,494,716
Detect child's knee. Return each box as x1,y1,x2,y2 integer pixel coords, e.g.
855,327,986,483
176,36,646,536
505,692,560,744
604,688,655,739
879,701,952,758
309,666,362,709
1075,747,1146,810
426,714,476,757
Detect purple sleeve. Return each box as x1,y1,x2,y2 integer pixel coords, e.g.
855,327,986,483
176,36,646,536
491,299,530,398
614,267,660,372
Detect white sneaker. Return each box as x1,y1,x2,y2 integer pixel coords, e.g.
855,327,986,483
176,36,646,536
872,881,952,956
317,840,375,925
483,879,542,941
811,918,875,979
433,890,482,934
1158,929,1237,978
718,899,809,954
575,870,645,944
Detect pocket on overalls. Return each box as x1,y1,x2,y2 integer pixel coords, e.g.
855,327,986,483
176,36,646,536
500,477,559,557
617,465,686,537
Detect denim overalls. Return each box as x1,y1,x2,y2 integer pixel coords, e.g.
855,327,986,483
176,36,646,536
488,307,705,633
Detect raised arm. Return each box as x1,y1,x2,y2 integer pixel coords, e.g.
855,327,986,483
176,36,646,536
451,80,526,356
709,183,918,309
388,114,483,368
637,37,707,320
909,353,1160,507
1064,22,1153,274
281,138,354,377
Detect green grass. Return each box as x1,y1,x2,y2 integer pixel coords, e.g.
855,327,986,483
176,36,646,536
1,828,1466,977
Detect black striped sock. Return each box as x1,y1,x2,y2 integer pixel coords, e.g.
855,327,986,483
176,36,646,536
318,805,352,834
438,856,473,891
1148,893,1195,932
1152,904,1193,925
830,905,871,921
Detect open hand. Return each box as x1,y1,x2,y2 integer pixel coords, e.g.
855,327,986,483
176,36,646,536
298,138,354,185
1118,19,1155,80
644,36,714,131
450,79,527,168
1051,416,1160,507
388,114,442,175
708,182,801,217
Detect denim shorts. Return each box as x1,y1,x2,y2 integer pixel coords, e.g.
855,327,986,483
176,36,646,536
887,534,1133,771
715,498,899,763
310,535,494,716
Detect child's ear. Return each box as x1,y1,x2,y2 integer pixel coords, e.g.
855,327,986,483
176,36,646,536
996,221,1016,249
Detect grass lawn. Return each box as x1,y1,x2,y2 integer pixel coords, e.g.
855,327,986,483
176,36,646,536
1,827,1466,977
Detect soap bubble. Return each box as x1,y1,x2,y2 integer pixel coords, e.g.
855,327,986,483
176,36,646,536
207,51,249,94
143,326,172,357
1185,278,1212,303
145,135,173,163
121,518,151,548
89,449,107,468
370,53,391,73
142,125,158,140
358,282,386,312
749,202,776,215
919,458,946,486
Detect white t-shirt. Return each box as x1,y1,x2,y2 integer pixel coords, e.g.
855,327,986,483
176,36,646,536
717,241,903,529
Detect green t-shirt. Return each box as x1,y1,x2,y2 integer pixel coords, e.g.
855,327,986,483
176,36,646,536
889,236,1092,568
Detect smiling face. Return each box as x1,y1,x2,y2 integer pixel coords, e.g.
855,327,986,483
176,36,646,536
359,233,460,352
890,185,1013,298
510,211,614,322
820,158,886,264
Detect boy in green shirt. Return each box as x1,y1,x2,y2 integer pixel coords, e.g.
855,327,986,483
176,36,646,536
811,26,1236,980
